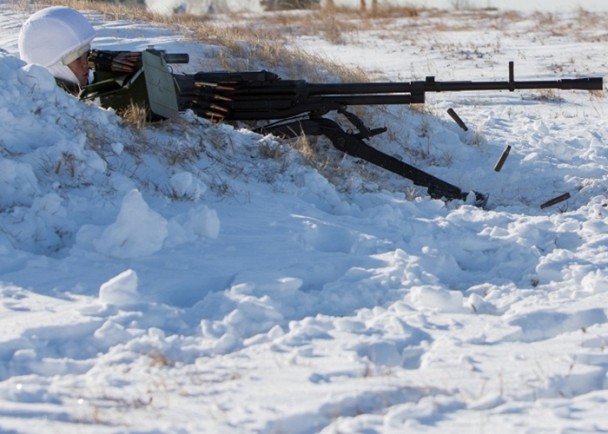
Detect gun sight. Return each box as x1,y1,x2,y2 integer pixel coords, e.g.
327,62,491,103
163,53,189,64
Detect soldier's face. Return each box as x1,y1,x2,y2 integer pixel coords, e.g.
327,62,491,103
67,53,90,86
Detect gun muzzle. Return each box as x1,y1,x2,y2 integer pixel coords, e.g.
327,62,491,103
559,77,603,90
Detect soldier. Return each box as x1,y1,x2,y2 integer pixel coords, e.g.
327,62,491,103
18,6,141,96
17,5,266,122
18,6,96,89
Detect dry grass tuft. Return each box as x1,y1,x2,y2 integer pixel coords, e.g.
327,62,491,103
54,152,78,177
119,103,149,129
530,89,565,103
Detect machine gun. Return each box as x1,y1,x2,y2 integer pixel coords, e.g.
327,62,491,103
82,49,604,206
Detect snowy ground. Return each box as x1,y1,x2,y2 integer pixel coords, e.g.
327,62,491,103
1,2,608,433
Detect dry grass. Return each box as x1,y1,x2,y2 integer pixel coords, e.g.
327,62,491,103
119,102,149,129
54,152,78,177
16,0,608,59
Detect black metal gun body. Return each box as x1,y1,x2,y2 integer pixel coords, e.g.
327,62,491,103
82,50,602,205
212,82,603,121
173,62,602,206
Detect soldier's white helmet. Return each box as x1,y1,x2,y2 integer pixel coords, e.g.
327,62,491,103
18,6,95,68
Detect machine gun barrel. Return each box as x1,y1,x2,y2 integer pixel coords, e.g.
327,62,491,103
301,61,603,103
311,60,602,91
305,77,602,95
309,62,604,95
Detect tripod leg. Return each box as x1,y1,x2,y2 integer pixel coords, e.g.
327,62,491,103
259,118,487,206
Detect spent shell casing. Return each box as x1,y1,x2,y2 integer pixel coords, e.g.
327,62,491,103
540,192,571,209
494,145,512,172
447,108,468,131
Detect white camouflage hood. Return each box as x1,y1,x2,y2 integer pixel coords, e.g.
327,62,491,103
18,6,95,68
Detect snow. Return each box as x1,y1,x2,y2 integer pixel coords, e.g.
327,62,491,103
1,2,608,433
